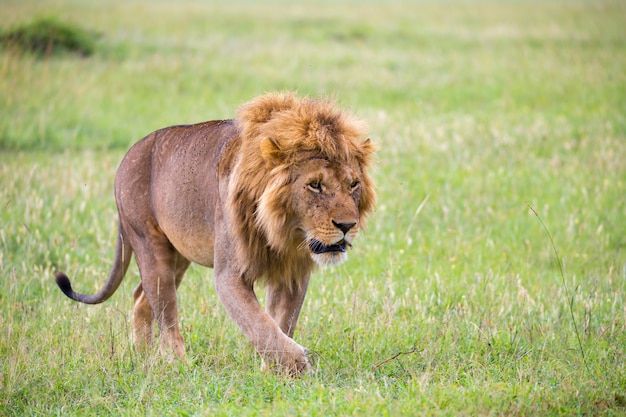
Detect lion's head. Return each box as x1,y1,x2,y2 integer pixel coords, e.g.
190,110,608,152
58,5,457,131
227,92,375,283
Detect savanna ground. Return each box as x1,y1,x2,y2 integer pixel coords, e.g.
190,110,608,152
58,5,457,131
1,0,625,415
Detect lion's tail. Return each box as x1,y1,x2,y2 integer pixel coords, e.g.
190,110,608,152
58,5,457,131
55,221,133,304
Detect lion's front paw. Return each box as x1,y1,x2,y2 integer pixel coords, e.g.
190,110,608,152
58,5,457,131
261,341,311,376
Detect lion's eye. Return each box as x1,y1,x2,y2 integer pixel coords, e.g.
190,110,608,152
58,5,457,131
308,181,322,192
350,180,360,190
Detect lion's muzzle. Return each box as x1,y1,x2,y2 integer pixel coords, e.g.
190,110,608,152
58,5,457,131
308,238,350,254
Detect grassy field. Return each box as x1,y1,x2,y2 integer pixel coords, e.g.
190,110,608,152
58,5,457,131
1,0,625,415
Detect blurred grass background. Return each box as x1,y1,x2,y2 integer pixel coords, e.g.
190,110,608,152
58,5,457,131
2,1,623,150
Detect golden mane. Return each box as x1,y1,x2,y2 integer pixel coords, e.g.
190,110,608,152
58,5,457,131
237,92,371,165
227,92,376,286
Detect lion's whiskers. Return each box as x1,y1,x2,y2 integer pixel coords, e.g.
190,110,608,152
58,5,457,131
297,238,310,251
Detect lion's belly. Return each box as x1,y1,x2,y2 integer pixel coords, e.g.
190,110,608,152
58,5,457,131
166,227,215,268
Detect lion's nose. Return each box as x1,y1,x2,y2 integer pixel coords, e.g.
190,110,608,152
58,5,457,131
332,220,357,235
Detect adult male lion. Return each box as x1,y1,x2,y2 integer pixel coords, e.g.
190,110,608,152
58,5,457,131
55,92,375,374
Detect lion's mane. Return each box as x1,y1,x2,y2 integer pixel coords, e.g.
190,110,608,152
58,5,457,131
225,92,376,288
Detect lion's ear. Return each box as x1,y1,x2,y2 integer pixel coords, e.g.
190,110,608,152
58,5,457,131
260,137,284,164
359,138,377,163
362,138,376,153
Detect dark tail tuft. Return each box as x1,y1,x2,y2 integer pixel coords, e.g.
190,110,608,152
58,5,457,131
55,271,75,299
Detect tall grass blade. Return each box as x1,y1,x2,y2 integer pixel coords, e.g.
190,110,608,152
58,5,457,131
528,204,589,373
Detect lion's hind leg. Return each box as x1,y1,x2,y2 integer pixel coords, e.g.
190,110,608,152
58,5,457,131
129,227,191,359
132,282,154,353
132,253,190,356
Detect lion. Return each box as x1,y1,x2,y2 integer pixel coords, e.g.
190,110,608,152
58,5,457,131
54,92,376,375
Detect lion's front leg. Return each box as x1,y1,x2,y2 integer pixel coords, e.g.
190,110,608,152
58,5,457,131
214,269,310,375
265,276,310,338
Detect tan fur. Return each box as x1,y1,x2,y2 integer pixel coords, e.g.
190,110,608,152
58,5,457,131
54,92,375,375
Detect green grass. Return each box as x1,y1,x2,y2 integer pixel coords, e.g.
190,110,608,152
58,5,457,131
1,0,625,415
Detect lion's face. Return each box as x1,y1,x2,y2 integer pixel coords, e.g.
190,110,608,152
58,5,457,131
290,157,366,266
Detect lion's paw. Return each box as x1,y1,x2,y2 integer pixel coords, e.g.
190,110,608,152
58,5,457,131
260,342,311,376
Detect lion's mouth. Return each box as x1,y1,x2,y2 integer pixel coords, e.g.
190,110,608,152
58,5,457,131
308,239,350,254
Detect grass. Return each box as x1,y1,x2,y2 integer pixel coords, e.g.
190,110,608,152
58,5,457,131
1,0,625,415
